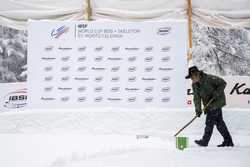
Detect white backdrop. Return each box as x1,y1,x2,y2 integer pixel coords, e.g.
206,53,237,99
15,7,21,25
28,20,188,109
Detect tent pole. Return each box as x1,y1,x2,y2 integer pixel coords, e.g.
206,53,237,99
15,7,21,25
187,0,193,61
85,0,92,21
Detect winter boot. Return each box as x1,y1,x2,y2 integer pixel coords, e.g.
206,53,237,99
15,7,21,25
194,139,208,147
217,140,234,147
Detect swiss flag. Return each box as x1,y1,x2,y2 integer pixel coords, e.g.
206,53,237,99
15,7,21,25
187,100,192,105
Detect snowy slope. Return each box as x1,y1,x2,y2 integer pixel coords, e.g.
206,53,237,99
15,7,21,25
0,108,250,167
0,108,249,136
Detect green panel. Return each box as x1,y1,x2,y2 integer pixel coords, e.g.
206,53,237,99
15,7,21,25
176,137,188,150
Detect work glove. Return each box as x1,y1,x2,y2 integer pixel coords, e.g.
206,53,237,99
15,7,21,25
196,110,202,117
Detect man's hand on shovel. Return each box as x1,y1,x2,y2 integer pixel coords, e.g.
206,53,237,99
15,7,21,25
174,98,214,137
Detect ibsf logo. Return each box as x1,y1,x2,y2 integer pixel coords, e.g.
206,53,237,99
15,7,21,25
78,24,88,29
51,25,69,38
3,89,27,109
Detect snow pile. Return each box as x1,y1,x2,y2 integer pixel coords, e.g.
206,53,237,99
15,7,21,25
0,108,250,167
0,133,250,167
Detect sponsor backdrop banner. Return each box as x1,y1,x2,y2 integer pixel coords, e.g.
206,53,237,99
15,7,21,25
28,20,188,109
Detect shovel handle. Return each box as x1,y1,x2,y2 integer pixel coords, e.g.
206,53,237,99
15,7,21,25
174,115,197,137
174,99,214,137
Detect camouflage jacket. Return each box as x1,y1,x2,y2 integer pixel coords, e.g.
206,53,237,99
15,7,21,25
192,72,227,113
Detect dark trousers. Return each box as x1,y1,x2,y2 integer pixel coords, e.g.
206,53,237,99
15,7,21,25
202,108,232,143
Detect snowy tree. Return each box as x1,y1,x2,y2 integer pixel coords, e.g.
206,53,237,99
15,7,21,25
0,25,27,83
192,22,250,76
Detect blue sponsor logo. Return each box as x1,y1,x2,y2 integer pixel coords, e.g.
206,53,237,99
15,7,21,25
51,25,69,38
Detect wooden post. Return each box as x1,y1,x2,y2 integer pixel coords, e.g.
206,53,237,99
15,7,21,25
187,0,193,61
85,0,92,21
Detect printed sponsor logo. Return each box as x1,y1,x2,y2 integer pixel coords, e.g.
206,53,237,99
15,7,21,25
44,87,53,92
45,46,54,51
94,97,103,102
78,46,87,52
128,56,137,62
74,77,89,81
161,56,170,62
125,88,140,92
145,66,153,72
111,77,120,82
128,66,137,72
58,47,72,50
61,66,70,72
144,87,153,92
157,27,171,35
111,47,120,52
128,76,136,82
161,97,170,103
94,77,103,82
111,87,120,92
144,56,153,62
161,87,170,92
144,46,153,52
125,47,139,51
108,57,122,61
128,97,136,102
108,98,122,101
94,87,103,92
230,83,250,95
78,97,86,102
3,89,27,109
61,96,70,102
92,67,106,71
61,56,70,62
61,76,70,82
77,66,87,72
161,77,170,82
78,56,87,62
44,66,53,72
142,77,156,81
41,97,56,101
44,76,53,82
78,86,86,92
161,46,171,52
41,57,56,61
159,67,173,71
58,87,72,91
111,66,120,72
51,25,69,38
144,97,154,103
94,46,103,52
94,56,103,62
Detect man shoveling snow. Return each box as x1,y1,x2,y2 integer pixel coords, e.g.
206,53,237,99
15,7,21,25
186,66,234,147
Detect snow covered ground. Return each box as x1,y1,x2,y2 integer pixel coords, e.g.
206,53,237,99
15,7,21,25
0,108,250,167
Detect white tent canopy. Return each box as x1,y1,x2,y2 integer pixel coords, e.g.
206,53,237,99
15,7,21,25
0,0,250,29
